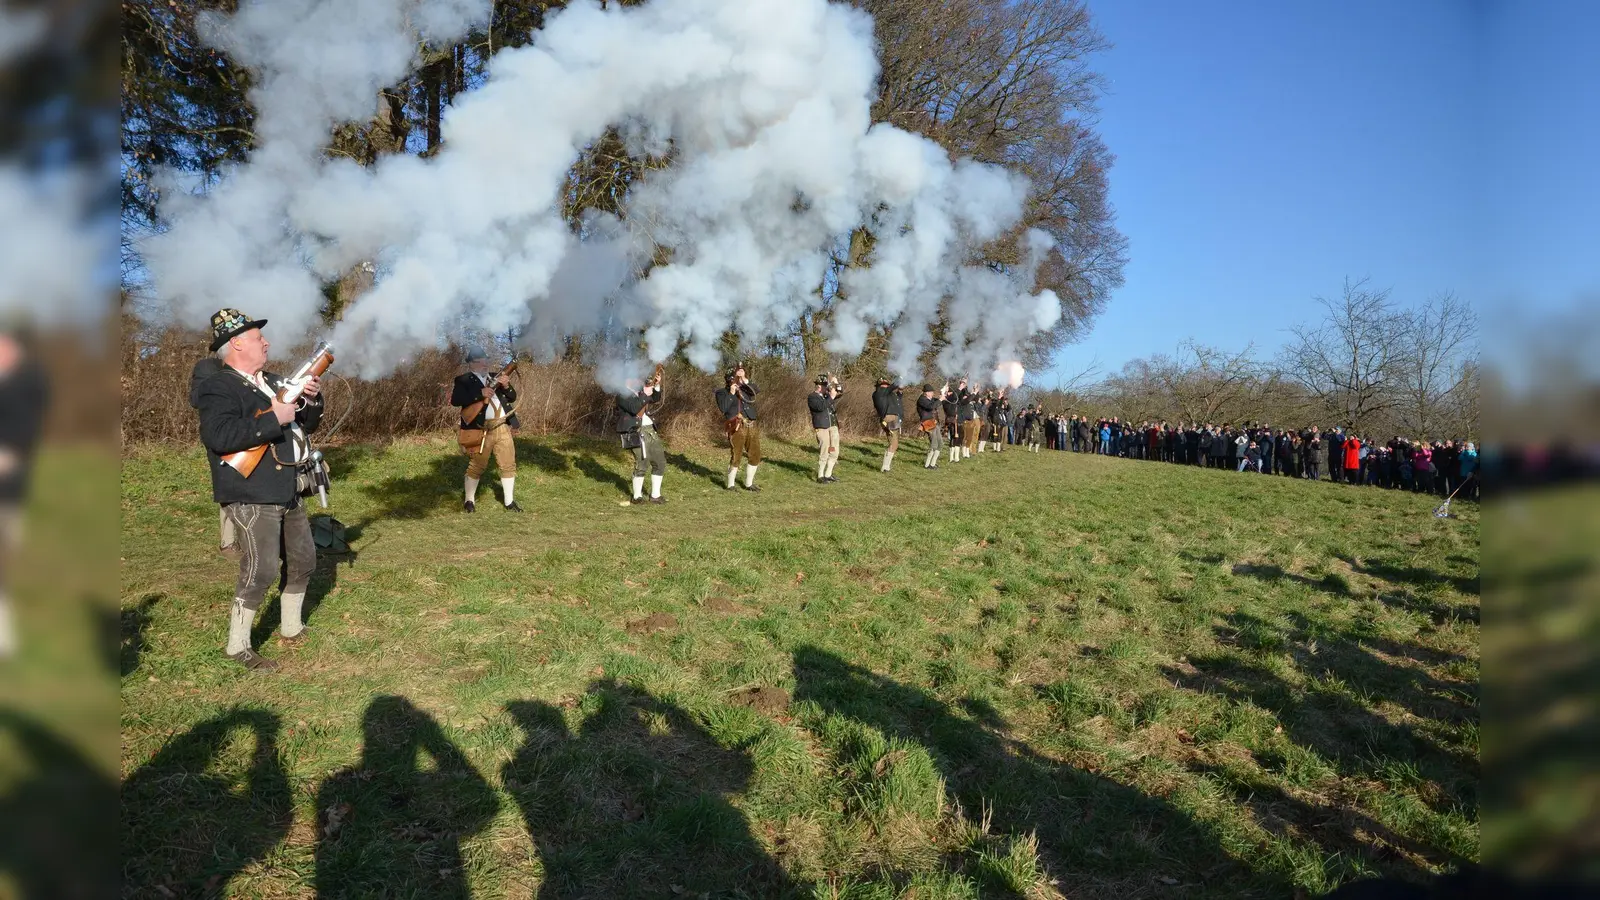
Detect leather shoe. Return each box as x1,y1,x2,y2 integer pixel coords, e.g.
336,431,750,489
227,649,279,671
463,500,476,513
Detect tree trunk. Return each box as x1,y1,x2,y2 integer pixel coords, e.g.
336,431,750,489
424,62,443,151
799,313,829,376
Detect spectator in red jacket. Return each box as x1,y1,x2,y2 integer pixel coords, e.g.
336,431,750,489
1343,434,1362,484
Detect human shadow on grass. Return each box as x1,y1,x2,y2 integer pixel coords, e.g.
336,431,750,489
501,680,805,899
665,449,721,484
791,646,1281,897
1177,551,1353,598
1183,759,1454,883
514,436,574,476
1165,610,1477,820
120,707,289,896
121,592,160,676
322,443,377,480
315,695,499,898
352,451,469,532
1339,554,1480,600
1229,562,1353,597
569,441,631,493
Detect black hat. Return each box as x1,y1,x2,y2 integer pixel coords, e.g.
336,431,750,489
209,308,268,352
922,383,934,392
815,374,829,385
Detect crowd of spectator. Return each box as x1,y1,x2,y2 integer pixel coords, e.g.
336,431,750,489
1033,416,1479,502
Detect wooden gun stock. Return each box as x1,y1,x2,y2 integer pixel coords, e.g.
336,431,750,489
223,442,270,478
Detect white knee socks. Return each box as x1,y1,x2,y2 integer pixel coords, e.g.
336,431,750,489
632,476,645,499
881,451,893,471
501,477,515,506
744,465,758,487
650,474,663,498
226,599,253,655
464,476,479,503
727,467,738,489
280,591,306,638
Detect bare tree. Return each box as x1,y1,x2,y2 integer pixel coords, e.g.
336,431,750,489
1148,340,1262,424
1393,291,1478,439
1279,277,1407,432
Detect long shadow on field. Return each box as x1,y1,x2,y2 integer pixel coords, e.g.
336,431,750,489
120,707,289,896
514,436,574,476
353,451,468,530
1164,611,1477,868
121,592,160,676
792,646,1279,897
323,443,377,480
570,441,631,494
665,450,720,484
1340,554,1481,599
316,695,499,898
502,680,805,899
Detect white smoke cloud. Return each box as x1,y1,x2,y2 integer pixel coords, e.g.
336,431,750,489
143,0,1064,383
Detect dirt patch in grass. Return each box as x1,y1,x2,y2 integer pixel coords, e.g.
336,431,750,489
702,596,747,616
727,686,790,715
625,612,679,635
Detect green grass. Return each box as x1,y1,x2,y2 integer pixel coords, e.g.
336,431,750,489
119,434,1480,898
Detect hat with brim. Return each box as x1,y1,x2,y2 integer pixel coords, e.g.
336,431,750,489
210,308,268,352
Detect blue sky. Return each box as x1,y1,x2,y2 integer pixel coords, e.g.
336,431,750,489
1043,0,1599,384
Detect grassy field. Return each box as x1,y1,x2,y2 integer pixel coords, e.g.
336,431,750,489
119,433,1479,899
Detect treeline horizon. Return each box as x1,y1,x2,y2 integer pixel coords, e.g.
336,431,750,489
120,275,1479,447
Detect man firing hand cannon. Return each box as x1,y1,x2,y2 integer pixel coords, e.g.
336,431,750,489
195,308,324,671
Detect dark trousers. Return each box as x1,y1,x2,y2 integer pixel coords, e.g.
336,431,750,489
226,501,315,612
630,425,666,476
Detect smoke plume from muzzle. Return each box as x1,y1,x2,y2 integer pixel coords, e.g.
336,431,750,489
142,0,1065,384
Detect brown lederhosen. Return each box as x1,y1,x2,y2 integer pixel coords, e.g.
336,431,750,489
729,417,762,467
466,418,516,479
881,415,900,453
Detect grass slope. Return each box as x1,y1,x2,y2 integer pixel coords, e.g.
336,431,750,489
120,434,1479,899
